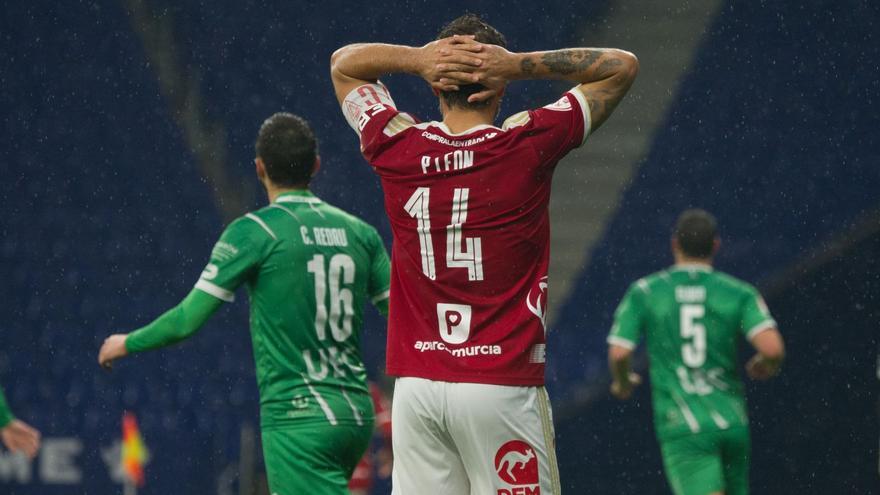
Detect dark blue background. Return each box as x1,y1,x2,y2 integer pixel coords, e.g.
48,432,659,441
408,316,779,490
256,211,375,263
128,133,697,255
0,0,877,493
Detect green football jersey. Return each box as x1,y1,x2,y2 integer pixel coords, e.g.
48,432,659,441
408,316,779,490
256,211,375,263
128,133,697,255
0,385,14,427
196,190,390,429
608,264,776,439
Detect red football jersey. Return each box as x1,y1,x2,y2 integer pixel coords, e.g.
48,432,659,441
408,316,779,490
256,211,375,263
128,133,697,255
342,82,591,385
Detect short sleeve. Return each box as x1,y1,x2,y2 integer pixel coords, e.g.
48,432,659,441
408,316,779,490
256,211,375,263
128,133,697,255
740,287,776,340
502,87,592,167
607,282,646,350
367,228,391,306
341,82,419,164
341,82,398,136
194,215,273,303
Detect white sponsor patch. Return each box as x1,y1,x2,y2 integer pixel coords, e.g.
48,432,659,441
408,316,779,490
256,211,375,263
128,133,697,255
543,95,572,111
436,303,472,344
211,241,239,262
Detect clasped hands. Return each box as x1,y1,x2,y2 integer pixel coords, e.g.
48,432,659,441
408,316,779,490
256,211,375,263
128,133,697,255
417,35,514,103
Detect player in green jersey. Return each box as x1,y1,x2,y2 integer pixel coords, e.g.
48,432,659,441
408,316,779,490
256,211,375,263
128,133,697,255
0,385,41,458
98,113,391,495
607,209,785,495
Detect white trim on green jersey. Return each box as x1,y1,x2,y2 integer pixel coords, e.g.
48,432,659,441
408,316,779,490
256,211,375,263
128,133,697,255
746,319,777,340
269,203,302,222
670,263,713,272
195,279,235,302
303,376,338,426
276,195,322,204
673,393,700,433
371,289,390,304
709,409,731,430
276,194,327,219
607,334,637,350
341,388,365,427
245,213,277,240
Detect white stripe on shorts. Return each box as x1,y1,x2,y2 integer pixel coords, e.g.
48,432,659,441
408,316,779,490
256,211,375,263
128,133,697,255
301,376,337,426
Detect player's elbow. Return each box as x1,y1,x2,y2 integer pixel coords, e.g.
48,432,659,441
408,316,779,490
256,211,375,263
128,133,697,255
330,48,344,73
763,340,785,362
754,329,785,362
330,47,344,68
615,50,639,83
330,44,358,73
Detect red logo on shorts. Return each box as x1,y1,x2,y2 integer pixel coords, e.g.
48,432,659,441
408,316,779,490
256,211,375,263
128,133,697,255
494,440,540,486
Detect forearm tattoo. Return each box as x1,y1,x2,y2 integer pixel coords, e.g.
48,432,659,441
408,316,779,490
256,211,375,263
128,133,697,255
594,58,623,79
520,57,536,75
540,49,602,75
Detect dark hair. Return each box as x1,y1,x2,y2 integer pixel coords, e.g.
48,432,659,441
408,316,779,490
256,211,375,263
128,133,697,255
254,112,318,187
437,14,507,109
674,209,718,258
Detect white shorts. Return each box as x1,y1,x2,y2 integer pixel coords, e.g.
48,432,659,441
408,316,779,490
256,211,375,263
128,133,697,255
391,377,561,495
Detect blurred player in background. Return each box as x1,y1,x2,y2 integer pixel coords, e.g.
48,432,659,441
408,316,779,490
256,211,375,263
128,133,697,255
607,209,786,495
348,381,393,495
0,385,40,458
98,113,391,495
331,13,638,494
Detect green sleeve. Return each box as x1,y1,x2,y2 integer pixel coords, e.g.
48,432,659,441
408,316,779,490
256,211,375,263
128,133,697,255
607,282,647,350
125,288,224,353
0,385,15,428
125,216,271,354
367,228,391,317
741,286,776,340
193,217,272,303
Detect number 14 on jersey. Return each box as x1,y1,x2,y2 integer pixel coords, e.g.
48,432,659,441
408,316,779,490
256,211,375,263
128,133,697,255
404,187,484,281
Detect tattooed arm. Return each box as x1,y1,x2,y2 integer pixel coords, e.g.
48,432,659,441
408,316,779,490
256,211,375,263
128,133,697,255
330,36,485,105
439,44,638,132
529,49,638,131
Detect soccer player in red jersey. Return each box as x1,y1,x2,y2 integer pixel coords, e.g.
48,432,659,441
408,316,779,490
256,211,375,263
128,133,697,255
331,14,638,494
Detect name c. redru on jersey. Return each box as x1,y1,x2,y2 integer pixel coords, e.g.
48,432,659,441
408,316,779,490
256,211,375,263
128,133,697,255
300,226,348,247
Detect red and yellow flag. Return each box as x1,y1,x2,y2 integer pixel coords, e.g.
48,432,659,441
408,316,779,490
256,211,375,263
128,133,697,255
122,412,149,487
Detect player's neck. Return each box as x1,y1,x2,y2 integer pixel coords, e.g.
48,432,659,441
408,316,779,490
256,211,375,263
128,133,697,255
442,108,496,134
674,255,713,267
266,185,309,204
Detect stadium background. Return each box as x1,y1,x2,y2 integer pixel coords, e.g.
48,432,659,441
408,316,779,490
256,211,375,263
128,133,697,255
1,0,878,493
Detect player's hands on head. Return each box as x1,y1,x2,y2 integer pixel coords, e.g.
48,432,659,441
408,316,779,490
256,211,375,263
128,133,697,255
420,35,516,103
1,419,41,459
610,372,642,400
438,39,516,103
418,35,486,92
745,355,779,380
457,42,516,103
98,334,129,370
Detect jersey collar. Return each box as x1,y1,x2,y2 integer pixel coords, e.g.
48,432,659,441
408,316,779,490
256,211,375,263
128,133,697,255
670,263,713,272
418,121,502,136
275,190,322,205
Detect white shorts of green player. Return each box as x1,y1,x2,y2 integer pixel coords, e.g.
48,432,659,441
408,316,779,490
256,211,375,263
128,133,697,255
391,377,561,495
